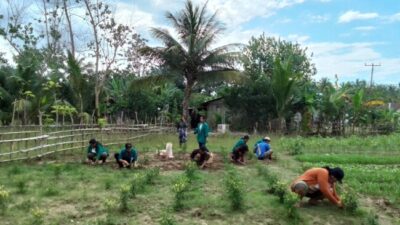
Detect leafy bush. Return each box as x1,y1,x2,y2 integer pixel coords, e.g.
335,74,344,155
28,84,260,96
30,207,45,225
184,162,198,182
288,138,304,155
103,198,117,211
284,192,300,220
224,169,245,211
271,182,288,203
130,173,146,198
119,185,130,212
16,179,27,194
98,118,107,128
172,176,190,211
159,212,177,225
145,168,160,185
342,189,359,215
0,186,10,213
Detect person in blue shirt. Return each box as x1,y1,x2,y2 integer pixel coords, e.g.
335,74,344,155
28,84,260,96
255,136,273,160
231,135,250,165
114,143,138,168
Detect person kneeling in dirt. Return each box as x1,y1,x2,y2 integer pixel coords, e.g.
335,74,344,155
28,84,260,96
114,143,138,169
291,166,344,208
87,139,109,164
190,145,212,169
230,135,250,165
255,136,273,160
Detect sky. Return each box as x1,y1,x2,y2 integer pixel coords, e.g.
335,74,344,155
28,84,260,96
1,0,400,85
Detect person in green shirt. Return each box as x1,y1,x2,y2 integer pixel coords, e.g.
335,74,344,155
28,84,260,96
114,143,138,168
231,135,250,165
87,139,109,164
194,115,209,150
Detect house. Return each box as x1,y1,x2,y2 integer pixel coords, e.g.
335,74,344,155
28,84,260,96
196,97,229,130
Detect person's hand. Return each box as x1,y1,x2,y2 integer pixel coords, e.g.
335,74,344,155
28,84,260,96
337,201,344,208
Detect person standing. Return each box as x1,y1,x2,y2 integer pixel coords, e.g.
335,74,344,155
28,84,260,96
177,116,188,147
194,115,209,149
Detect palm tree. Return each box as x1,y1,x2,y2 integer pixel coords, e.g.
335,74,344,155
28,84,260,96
271,58,299,131
146,0,240,119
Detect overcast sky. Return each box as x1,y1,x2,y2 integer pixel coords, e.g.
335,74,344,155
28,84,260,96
1,0,399,85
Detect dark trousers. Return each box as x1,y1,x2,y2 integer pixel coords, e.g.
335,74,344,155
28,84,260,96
88,153,108,162
114,153,131,168
190,149,210,166
306,190,324,199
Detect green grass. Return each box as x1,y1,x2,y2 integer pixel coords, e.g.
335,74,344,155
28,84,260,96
0,133,399,224
296,154,400,165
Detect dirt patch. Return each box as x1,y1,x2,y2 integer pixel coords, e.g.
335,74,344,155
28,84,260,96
139,152,225,171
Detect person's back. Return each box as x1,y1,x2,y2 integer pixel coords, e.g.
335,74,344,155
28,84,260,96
255,141,270,158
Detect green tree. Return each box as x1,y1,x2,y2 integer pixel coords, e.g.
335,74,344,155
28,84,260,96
146,0,240,120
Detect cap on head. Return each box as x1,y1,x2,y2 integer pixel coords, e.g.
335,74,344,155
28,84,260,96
331,167,344,183
89,139,97,145
263,136,271,142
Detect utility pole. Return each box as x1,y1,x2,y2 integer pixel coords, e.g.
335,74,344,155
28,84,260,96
365,63,381,87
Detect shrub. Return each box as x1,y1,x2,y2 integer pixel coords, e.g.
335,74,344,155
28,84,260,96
98,118,107,128
270,182,287,203
284,192,300,220
0,186,10,213
184,162,197,182
172,176,190,211
145,168,160,185
130,173,146,198
119,185,130,212
104,179,113,190
31,207,45,225
342,189,359,215
159,212,177,225
363,212,379,225
16,179,27,194
288,138,304,155
224,169,244,211
103,198,118,211
42,186,60,197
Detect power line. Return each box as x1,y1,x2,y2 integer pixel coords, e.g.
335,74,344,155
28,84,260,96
365,63,381,87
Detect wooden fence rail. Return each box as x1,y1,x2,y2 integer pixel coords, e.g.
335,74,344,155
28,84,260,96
0,124,173,163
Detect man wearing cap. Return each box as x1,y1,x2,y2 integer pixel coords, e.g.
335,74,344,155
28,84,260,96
255,136,273,160
190,145,212,169
86,139,109,164
291,166,344,208
114,143,138,168
231,135,250,165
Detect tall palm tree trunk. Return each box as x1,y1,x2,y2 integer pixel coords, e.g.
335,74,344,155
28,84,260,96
182,79,194,121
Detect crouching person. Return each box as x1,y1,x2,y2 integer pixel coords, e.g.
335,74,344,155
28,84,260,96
114,143,138,169
231,135,250,165
190,146,212,169
87,139,109,164
291,166,344,208
255,136,273,160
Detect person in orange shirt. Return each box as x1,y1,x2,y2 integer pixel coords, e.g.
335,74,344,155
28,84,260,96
291,166,344,208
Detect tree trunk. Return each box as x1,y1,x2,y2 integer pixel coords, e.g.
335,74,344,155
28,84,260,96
63,0,75,57
182,79,194,121
79,94,83,124
38,110,43,135
11,100,16,125
42,0,51,49
62,114,65,125
84,0,101,119
56,112,59,125
70,114,74,124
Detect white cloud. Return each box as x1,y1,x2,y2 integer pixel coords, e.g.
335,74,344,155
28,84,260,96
305,41,400,84
309,14,330,23
354,26,376,31
388,12,400,22
114,2,157,35
286,34,310,43
338,10,379,23
149,0,306,28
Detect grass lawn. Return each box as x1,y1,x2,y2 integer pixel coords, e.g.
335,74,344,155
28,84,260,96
0,133,399,225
